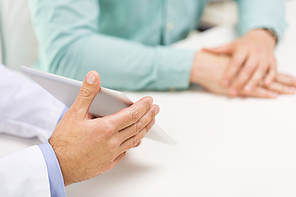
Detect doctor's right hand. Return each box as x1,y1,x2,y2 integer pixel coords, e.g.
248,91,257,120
49,71,159,186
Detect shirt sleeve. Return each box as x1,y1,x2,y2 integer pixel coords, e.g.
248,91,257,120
29,0,196,91
235,0,287,41
0,146,51,197
0,64,65,142
39,142,67,197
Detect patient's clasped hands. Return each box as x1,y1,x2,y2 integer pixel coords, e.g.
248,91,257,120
191,29,296,98
49,71,159,186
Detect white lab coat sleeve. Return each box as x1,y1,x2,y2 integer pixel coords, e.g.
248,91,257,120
0,64,65,142
0,145,50,197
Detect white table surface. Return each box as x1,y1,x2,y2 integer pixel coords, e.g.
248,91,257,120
1,1,296,197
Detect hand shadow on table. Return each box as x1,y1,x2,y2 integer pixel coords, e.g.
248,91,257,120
66,153,162,195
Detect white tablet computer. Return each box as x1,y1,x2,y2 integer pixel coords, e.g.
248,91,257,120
20,66,176,145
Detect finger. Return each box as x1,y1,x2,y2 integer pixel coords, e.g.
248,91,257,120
243,59,269,92
88,113,95,119
275,73,296,87
118,119,155,153
222,46,249,87
113,151,126,165
230,53,258,93
263,59,277,86
71,71,101,117
134,141,141,147
202,43,233,55
241,86,278,98
267,81,296,94
117,105,159,142
104,96,153,131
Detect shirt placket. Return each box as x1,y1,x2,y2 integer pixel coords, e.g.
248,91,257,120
162,0,175,45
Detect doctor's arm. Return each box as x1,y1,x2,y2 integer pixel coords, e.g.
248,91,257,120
0,64,66,142
0,71,159,196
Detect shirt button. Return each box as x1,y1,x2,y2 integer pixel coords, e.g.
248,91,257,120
169,87,176,92
166,22,174,31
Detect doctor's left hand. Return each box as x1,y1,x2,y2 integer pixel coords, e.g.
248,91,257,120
49,71,159,186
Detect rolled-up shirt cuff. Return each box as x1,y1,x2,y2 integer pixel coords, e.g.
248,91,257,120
39,142,67,197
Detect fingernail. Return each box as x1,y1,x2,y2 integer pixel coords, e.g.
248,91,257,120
289,87,296,93
155,106,160,115
244,85,252,92
270,92,278,98
150,119,156,128
86,71,96,84
222,79,229,86
230,88,237,95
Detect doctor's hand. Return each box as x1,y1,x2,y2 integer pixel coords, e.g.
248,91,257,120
49,71,159,186
202,29,295,96
190,51,296,98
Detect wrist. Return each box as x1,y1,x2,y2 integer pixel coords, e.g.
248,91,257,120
247,29,277,49
261,28,278,44
48,138,71,186
190,52,204,85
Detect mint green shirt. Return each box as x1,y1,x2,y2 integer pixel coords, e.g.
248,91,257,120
29,0,287,91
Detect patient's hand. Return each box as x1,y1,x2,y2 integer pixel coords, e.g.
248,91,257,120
190,51,296,98
203,29,279,95
49,71,159,186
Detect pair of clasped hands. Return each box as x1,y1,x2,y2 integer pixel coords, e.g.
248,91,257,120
190,29,296,97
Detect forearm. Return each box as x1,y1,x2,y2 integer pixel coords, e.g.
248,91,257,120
49,35,195,90
29,0,195,91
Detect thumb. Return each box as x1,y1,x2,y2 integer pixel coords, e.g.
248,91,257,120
72,71,101,117
202,43,233,55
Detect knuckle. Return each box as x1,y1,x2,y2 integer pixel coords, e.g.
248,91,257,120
245,64,256,74
69,106,79,115
254,48,263,55
232,59,243,67
135,122,141,133
78,88,92,98
258,65,267,73
104,120,116,134
145,124,151,133
132,136,138,147
130,108,140,123
288,78,294,84
241,41,250,48
108,139,118,151
284,86,291,92
145,96,153,108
